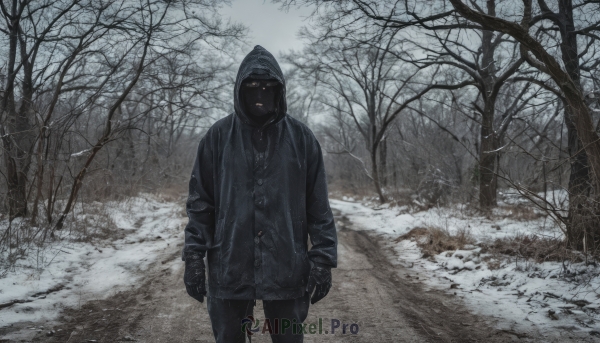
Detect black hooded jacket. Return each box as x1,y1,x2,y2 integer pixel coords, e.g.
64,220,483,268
182,45,338,300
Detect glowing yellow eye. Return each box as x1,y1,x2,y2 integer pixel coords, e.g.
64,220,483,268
245,81,260,87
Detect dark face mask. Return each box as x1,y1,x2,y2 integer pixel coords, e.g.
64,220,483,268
241,79,280,118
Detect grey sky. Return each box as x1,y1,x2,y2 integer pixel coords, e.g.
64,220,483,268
219,0,313,56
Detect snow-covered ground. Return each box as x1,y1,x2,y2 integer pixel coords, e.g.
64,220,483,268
0,194,186,333
330,195,600,338
2,190,598,340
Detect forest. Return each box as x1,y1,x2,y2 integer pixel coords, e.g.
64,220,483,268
1,0,600,341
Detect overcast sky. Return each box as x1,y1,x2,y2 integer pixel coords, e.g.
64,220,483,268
219,0,313,57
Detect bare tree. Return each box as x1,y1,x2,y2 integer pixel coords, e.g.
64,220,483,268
285,13,473,202
0,0,245,237
276,0,600,253
447,0,600,251
401,14,525,208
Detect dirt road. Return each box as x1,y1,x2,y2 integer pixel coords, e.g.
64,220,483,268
5,210,589,342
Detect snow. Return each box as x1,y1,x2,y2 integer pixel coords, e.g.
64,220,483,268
330,196,600,338
1,190,597,339
70,148,92,157
332,196,562,242
0,193,186,331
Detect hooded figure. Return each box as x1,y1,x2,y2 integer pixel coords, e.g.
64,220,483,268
182,46,338,343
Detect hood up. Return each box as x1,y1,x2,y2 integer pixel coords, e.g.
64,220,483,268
234,45,287,128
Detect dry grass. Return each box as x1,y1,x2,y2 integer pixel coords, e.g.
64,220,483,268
394,227,430,242
328,183,375,201
396,226,579,266
395,226,476,258
158,183,188,203
479,234,568,263
482,257,504,270
68,202,124,243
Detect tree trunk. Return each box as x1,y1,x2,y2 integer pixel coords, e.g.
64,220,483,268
12,57,36,218
478,19,498,209
379,138,388,187
479,101,497,208
1,1,36,219
448,0,600,251
371,148,386,203
1,0,24,219
558,0,598,250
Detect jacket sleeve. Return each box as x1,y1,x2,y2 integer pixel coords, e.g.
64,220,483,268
182,132,215,261
305,130,338,268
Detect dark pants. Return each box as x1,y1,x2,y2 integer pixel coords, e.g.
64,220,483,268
207,292,311,343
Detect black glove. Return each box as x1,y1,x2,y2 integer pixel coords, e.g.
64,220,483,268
305,262,332,304
183,251,206,303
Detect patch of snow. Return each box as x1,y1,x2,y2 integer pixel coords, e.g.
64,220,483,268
330,197,600,338
0,193,186,328
70,149,91,157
